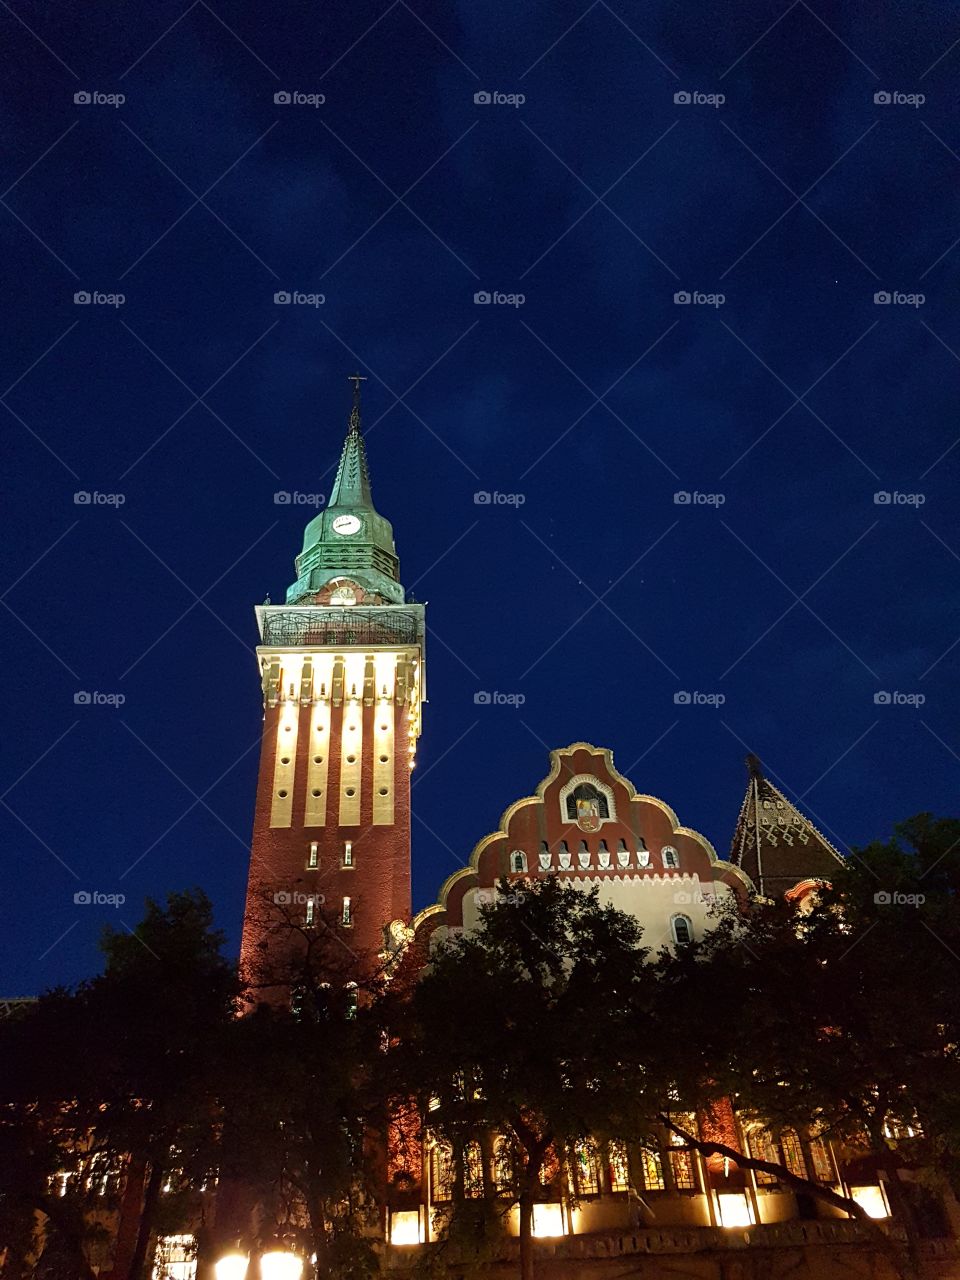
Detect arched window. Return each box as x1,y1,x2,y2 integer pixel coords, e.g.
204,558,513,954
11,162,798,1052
511,850,527,874
571,1139,600,1196
564,782,610,822
671,914,693,946
431,1143,454,1203
746,1127,779,1185
780,1130,807,1179
639,1145,664,1191
493,1137,515,1195
662,845,679,869
463,1141,485,1198
608,1140,630,1193
808,1136,834,1182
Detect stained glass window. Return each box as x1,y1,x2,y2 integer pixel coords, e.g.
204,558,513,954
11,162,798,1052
464,1141,485,1198
747,1128,779,1185
608,1140,630,1192
431,1143,454,1202
670,1149,698,1190
639,1145,664,1191
808,1137,834,1182
572,1139,600,1196
493,1137,515,1194
780,1130,806,1179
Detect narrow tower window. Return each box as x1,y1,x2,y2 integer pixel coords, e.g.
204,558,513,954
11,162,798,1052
343,840,353,868
305,898,315,926
307,842,319,869
342,896,352,927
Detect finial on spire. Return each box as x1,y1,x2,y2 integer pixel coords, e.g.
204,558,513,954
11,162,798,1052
745,753,764,780
347,373,367,434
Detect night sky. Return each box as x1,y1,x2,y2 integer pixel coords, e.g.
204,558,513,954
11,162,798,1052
2,0,958,993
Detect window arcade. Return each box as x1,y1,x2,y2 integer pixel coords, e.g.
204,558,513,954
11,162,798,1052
564,782,611,822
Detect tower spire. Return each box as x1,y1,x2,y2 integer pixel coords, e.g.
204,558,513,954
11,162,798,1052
347,372,366,435
328,375,372,509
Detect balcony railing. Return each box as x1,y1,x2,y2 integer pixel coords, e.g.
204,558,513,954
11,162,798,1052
260,608,420,649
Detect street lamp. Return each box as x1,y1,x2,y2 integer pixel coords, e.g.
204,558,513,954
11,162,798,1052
214,1255,249,1280
259,1251,303,1280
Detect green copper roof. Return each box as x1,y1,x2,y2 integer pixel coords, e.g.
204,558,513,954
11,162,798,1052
286,379,404,606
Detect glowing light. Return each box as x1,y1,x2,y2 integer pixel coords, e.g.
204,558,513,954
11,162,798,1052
390,1210,423,1245
716,1193,755,1228
849,1185,890,1219
260,1252,303,1280
532,1203,565,1237
213,1254,248,1280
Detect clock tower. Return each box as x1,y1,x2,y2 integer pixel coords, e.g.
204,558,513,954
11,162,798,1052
239,378,425,995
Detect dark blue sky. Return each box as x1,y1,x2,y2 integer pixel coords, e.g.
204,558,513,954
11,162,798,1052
2,0,958,992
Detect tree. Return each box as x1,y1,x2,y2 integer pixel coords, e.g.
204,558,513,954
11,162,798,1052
218,891,384,1280
0,891,239,1280
388,878,658,1280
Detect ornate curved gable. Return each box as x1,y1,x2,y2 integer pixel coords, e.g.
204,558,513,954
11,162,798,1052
412,742,753,949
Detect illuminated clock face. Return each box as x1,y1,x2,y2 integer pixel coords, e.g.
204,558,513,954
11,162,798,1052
331,514,361,536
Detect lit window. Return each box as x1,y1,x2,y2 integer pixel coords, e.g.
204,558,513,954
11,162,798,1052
670,1149,698,1190
307,842,319,869
572,1139,601,1196
343,841,353,868
431,1143,454,1202
342,897,352,926
639,1146,664,1191
608,1140,629,1192
511,850,527,873
305,899,315,926
345,982,358,1019
780,1130,806,1179
662,846,679,869
808,1137,834,1182
671,914,693,946
747,1128,779,1185
463,1141,485,1198
493,1137,515,1194
152,1236,196,1280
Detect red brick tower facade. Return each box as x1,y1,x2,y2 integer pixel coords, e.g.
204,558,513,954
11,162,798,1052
239,379,424,993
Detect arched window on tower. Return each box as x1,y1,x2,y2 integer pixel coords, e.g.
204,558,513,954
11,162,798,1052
662,846,680,869
671,914,693,946
511,850,527,874
564,783,610,822
463,1141,485,1198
